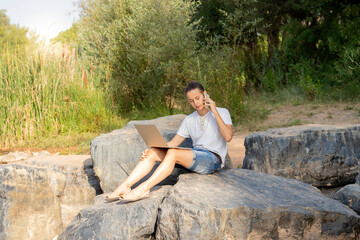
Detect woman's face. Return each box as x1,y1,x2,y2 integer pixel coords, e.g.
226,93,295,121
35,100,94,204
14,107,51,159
186,88,205,111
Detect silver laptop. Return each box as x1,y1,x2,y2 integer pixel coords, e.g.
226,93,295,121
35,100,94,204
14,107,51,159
134,124,191,149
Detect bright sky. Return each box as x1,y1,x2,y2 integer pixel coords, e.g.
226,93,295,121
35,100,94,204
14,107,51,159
1,0,79,42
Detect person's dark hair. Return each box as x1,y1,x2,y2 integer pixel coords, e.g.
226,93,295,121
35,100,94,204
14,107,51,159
184,81,204,94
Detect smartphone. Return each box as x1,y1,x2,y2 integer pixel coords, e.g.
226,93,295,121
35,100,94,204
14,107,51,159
204,92,210,109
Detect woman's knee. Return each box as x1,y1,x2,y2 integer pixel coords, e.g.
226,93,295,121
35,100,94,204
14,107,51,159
142,148,163,162
164,149,177,162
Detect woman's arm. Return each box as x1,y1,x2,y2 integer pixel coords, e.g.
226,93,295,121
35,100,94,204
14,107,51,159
167,134,185,147
212,111,233,142
205,95,233,142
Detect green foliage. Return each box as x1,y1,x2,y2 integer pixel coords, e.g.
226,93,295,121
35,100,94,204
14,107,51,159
279,0,360,92
51,23,79,49
0,9,10,26
279,118,304,128
287,60,321,99
253,0,291,50
0,9,10,39
335,46,360,83
0,43,119,147
220,0,262,48
75,0,360,126
0,9,28,47
338,3,360,45
78,0,198,113
192,45,246,123
333,45,360,98
191,0,237,42
249,44,286,91
192,0,359,98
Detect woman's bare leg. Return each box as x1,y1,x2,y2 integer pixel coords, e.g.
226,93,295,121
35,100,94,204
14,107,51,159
106,148,167,199
122,148,193,200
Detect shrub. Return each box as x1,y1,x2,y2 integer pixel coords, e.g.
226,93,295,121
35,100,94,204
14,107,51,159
190,45,246,123
334,45,360,97
78,0,198,113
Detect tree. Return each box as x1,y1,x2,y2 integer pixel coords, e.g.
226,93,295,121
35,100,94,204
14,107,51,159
191,0,237,43
0,9,10,41
0,9,28,47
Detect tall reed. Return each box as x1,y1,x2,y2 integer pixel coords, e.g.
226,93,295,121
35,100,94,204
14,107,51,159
0,43,115,148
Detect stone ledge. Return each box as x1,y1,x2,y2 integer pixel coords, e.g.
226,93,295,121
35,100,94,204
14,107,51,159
0,155,101,240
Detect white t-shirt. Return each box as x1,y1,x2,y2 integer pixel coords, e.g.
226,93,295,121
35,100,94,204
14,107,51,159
177,107,232,168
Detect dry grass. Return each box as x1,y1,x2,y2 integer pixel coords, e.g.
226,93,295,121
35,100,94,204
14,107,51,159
0,42,122,148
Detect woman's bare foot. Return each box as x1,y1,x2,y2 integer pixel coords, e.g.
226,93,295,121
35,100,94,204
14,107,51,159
105,184,131,202
121,188,150,202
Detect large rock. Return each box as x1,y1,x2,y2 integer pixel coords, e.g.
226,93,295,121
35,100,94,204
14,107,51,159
59,169,360,239
157,169,360,239
243,124,360,187
58,186,170,240
356,172,360,184
91,114,232,193
334,184,360,213
0,155,101,240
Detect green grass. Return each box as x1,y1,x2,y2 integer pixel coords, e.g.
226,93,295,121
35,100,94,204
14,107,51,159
310,105,319,110
279,118,305,128
306,112,315,117
0,43,123,148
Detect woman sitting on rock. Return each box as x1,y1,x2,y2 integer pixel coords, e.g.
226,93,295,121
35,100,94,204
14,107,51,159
106,81,233,202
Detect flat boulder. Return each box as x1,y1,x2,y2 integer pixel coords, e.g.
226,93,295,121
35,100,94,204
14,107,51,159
243,124,360,187
0,155,101,240
59,169,360,239
91,114,232,193
334,184,360,213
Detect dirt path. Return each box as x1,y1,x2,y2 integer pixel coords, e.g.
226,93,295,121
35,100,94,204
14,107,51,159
228,102,360,168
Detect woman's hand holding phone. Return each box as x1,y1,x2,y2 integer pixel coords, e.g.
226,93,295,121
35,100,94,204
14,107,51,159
203,90,215,110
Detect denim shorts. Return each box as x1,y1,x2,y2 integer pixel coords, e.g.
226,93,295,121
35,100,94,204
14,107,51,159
188,147,220,175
